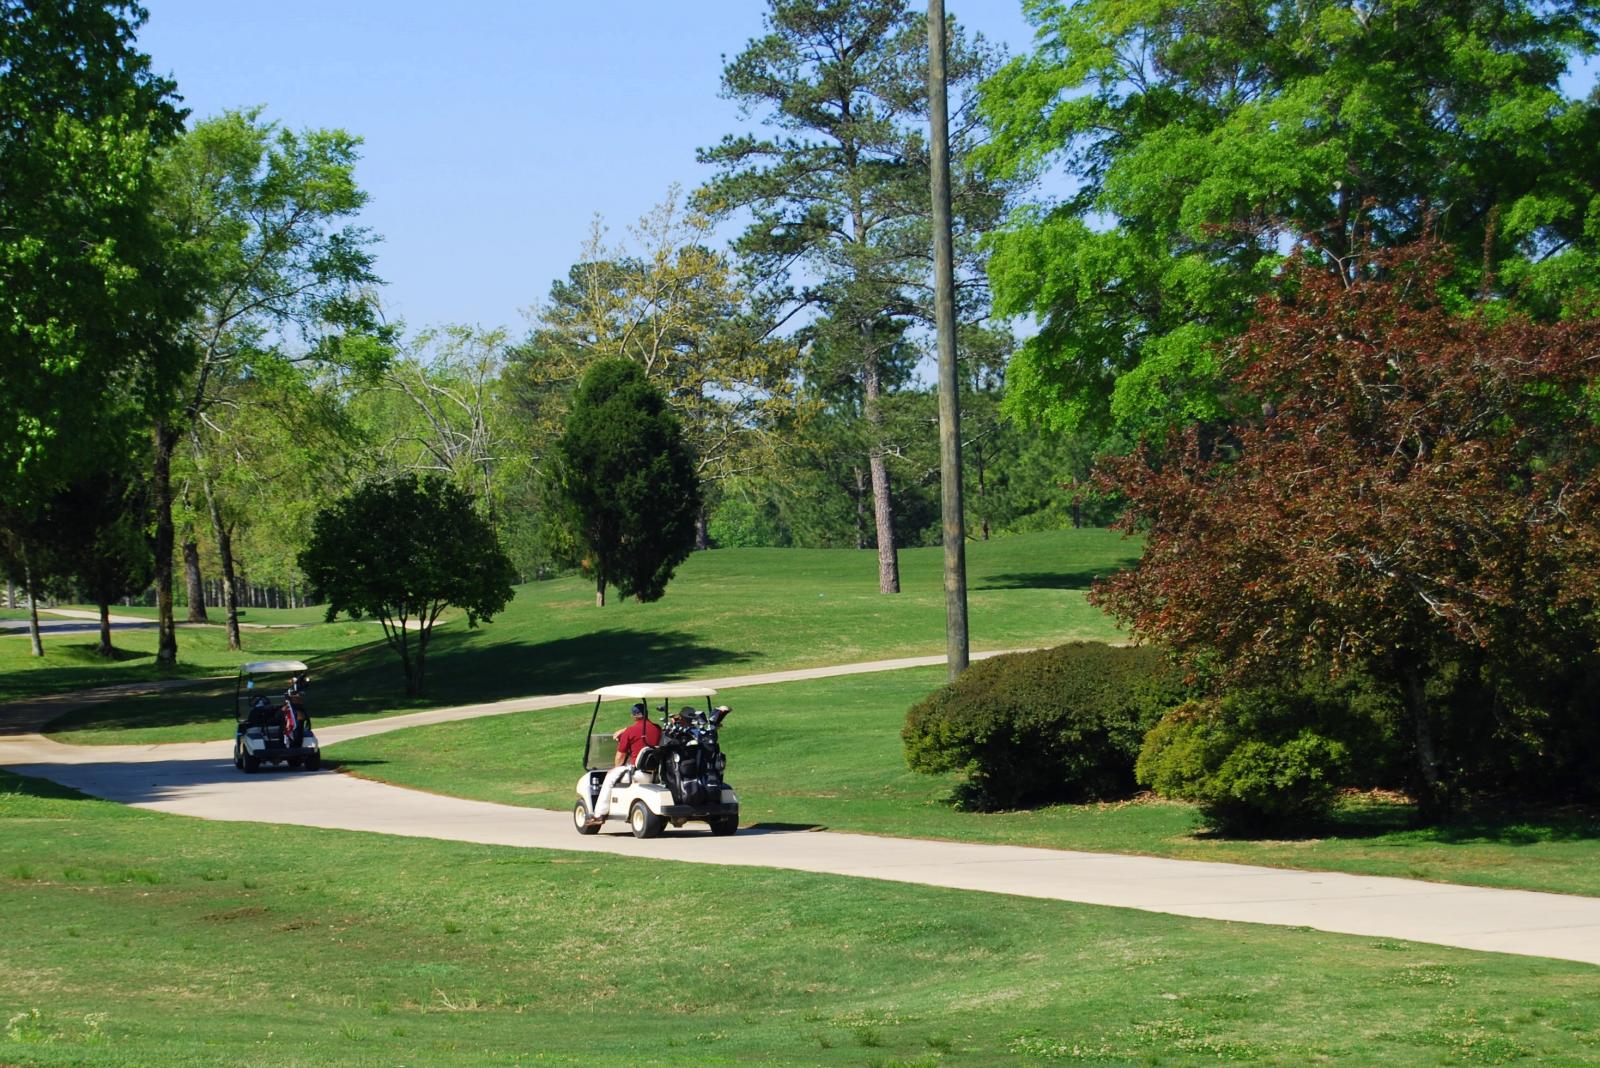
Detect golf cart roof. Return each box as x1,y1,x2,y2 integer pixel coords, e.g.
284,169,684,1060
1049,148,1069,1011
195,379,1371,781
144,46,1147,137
240,660,309,675
588,683,718,700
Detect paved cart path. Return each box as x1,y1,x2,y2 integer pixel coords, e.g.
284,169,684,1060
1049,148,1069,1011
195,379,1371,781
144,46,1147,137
4,653,1599,968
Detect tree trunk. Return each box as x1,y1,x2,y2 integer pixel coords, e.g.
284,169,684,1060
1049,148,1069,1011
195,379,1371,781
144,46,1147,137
390,618,417,696
5,578,13,609
152,423,180,667
973,446,990,541
97,600,113,657
1399,659,1447,819
853,467,867,550
23,559,42,658
863,355,899,594
695,507,711,550
596,573,607,608
212,521,241,651
415,626,429,695
183,540,208,622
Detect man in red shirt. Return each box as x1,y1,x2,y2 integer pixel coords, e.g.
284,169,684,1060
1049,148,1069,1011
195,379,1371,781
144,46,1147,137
588,702,662,825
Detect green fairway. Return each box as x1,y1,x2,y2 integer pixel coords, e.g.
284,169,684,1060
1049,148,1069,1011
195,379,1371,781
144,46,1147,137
326,666,1600,899
2,771,1596,1067
0,616,396,708
38,531,1134,743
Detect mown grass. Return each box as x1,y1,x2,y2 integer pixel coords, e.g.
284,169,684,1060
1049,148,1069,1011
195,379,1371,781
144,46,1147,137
327,667,1600,899
0,617,396,708
36,530,1134,743
2,770,1597,1067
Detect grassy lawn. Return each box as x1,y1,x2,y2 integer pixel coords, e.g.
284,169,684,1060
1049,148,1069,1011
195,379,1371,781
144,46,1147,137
3,771,1597,1067
0,617,396,708
325,667,1600,899
35,531,1134,743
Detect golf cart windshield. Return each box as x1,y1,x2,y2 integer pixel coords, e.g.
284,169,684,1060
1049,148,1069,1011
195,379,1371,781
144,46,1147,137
582,683,717,771
233,660,309,724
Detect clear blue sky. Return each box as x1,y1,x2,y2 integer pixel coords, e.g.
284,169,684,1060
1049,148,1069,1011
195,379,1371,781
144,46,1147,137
140,2,1597,340
139,1,1040,337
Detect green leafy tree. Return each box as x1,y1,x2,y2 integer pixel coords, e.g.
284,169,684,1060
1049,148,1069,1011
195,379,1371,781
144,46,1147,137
698,0,1006,593
0,0,194,579
513,189,802,545
550,359,701,606
299,475,515,696
153,107,388,660
981,0,1600,435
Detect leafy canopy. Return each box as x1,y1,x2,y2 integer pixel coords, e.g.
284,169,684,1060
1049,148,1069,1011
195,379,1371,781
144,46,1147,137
0,0,195,502
981,0,1600,434
1093,242,1600,804
513,189,801,491
299,475,515,694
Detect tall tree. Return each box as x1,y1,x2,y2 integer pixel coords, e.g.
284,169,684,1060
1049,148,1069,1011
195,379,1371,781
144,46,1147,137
699,0,1005,593
981,0,1600,436
379,326,518,521
154,107,387,660
513,188,801,544
550,359,701,607
0,0,195,581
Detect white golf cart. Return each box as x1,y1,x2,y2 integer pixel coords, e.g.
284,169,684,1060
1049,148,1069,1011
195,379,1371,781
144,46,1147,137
231,660,321,773
573,683,739,838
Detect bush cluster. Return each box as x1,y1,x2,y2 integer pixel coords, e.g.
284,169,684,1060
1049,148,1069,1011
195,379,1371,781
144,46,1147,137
1135,689,1354,833
902,643,1188,811
903,639,1598,831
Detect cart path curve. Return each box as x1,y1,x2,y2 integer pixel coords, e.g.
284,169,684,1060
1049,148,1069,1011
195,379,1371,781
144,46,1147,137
4,652,1599,968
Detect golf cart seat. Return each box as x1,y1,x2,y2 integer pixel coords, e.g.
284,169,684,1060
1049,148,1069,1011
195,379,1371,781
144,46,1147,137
247,697,279,729
612,748,660,788
629,747,660,785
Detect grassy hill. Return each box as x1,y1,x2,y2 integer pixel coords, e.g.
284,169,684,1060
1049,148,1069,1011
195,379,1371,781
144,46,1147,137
36,530,1137,742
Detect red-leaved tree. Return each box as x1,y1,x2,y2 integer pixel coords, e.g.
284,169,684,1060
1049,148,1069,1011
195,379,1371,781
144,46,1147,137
1093,243,1600,811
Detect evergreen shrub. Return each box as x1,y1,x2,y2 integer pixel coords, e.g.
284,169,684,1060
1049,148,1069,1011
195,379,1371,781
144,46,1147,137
902,642,1187,811
1136,688,1351,833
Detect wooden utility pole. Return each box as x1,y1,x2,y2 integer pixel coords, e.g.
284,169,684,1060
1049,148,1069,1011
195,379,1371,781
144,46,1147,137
928,0,969,678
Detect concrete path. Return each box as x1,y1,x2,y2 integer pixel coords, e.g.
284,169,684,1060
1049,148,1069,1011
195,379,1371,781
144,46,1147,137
0,609,153,636
4,654,1599,968
0,609,306,635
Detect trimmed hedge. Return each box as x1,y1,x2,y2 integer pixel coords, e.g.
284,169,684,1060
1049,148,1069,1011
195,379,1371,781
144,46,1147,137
902,642,1188,811
1136,688,1351,833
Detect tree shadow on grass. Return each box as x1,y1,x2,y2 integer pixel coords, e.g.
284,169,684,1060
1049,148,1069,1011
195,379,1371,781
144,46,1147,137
1189,797,1600,846
3,753,326,806
973,567,1137,592
42,627,753,738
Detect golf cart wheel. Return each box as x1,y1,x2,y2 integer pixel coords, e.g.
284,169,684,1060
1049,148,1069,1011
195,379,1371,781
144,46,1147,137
303,753,321,772
233,740,244,770
629,801,664,840
242,751,260,774
573,799,600,835
709,815,738,837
